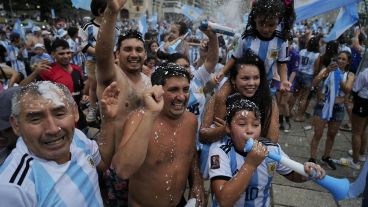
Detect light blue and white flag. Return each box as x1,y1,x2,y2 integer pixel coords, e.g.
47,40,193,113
71,0,91,11
148,12,158,28
181,5,203,21
295,0,362,22
139,14,148,37
321,69,342,120
324,4,359,42
12,18,25,40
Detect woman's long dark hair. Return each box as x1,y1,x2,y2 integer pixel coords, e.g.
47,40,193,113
230,49,272,138
321,41,339,67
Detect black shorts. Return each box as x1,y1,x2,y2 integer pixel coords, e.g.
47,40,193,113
353,96,368,117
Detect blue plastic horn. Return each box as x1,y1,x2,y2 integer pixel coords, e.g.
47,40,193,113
244,139,350,201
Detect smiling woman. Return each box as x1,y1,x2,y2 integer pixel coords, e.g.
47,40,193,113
200,49,278,144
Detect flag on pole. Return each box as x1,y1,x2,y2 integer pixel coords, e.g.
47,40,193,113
12,18,26,40
181,5,203,21
139,13,148,37
295,0,362,22
71,0,92,11
324,3,359,42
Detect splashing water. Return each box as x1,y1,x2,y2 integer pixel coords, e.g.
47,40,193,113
209,0,250,29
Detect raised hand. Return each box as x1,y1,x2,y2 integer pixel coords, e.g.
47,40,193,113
106,0,127,13
100,82,120,121
31,60,51,74
143,85,164,115
214,71,225,83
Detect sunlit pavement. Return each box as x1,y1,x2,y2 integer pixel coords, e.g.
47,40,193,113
272,107,362,207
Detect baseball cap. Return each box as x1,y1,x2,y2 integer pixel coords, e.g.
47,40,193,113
56,28,68,38
33,43,45,50
32,26,41,33
41,30,51,36
0,87,19,131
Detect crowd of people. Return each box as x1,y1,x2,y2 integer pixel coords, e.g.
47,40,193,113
0,0,368,206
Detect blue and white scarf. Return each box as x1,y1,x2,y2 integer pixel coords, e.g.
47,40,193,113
321,69,342,120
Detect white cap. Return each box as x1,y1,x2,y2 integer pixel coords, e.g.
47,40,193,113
41,30,51,35
32,26,41,33
56,28,67,38
34,43,45,50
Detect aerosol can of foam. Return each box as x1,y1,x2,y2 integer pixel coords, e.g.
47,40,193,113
199,20,236,36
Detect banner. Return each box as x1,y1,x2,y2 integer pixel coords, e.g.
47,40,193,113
71,0,91,11
12,18,25,40
139,14,148,37
324,3,359,42
181,5,203,21
295,0,362,22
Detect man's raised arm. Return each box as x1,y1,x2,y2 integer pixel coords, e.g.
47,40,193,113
95,0,127,85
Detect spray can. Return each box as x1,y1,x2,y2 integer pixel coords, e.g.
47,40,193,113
199,20,236,36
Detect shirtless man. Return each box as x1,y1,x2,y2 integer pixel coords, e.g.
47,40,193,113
112,64,205,206
95,0,150,205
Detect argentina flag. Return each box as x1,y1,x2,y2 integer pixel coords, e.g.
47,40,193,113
71,0,91,11
295,0,362,22
321,69,342,121
181,5,203,21
324,4,359,42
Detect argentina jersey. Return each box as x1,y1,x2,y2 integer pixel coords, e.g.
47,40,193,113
209,137,292,207
0,129,103,207
187,65,212,147
67,38,84,66
298,49,319,75
80,19,119,61
232,30,289,81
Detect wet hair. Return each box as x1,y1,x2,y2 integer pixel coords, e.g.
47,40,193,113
67,26,79,38
226,93,261,125
321,41,339,67
11,81,75,120
338,51,352,72
51,38,70,52
151,63,191,86
229,49,272,138
117,30,145,51
91,0,107,17
174,22,188,36
244,0,295,40
306,36,320,53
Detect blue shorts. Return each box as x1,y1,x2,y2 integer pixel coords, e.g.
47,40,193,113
296,72,314,89
314,103,345,122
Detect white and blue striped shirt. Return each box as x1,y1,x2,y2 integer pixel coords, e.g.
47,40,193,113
79,19,119,61
233,30,289,81
0,129,103,207
209,137,292,207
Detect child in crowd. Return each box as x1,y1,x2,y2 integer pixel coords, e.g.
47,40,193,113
209,93,325,207
216,0,295,91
